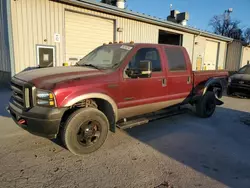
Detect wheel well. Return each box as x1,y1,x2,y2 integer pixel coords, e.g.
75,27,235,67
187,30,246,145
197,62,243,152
206,83,223,98
60,98,116,134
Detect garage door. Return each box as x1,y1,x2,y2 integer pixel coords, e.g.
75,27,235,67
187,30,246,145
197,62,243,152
65,11,114,64
204,40,218,70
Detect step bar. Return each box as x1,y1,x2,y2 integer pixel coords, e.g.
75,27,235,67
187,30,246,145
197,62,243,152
117,108,189,130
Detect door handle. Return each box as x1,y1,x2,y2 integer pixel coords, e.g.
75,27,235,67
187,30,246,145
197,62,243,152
187,76,191,84
162,78,167,87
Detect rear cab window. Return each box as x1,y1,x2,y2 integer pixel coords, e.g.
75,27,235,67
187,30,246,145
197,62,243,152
164,47,187,72
238,65,250,74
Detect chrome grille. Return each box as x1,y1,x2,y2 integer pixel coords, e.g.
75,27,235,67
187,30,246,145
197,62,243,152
10,79,31,109
232,79,250,86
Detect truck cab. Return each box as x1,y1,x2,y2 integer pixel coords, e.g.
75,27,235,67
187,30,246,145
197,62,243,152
8,43,228,155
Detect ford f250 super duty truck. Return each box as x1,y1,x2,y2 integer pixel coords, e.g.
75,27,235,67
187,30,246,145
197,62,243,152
8,43,228,155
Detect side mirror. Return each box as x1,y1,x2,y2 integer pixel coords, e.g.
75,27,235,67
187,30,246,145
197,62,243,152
125,60,152,78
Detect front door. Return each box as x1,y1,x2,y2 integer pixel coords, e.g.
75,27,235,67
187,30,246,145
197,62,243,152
118,46,167,118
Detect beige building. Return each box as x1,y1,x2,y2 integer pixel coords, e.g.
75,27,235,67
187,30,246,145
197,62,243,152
225,40,250,71
241,46,250,67
0,0,233,84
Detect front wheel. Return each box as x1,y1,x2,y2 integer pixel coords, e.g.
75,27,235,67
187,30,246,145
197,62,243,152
62,108,109,155
195,91,216,118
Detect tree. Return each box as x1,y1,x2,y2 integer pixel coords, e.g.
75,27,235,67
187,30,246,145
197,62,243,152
243,28,250,43
209,12,250,43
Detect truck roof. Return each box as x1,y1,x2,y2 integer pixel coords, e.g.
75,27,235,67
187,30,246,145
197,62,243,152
105,43,186,49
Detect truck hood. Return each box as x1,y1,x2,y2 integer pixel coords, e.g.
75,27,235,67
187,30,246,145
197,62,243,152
14,66,106,89
231,73,250,81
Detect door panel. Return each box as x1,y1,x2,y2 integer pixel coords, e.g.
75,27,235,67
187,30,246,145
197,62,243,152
119,46,167,109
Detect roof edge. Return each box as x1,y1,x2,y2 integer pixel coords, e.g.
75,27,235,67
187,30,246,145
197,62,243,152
59,0,233,42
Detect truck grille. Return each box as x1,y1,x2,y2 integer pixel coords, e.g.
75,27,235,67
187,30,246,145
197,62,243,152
232,79,250,86
10,78,32,109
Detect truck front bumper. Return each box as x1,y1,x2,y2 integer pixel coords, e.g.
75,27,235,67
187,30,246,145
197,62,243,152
8,100,68,139
228,84,250,97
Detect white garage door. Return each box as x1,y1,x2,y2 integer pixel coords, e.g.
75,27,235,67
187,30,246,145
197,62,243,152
65,11,114,64
204,40,218,70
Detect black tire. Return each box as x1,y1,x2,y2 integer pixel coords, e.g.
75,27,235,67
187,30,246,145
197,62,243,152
195,91,216,118
62,108,109,155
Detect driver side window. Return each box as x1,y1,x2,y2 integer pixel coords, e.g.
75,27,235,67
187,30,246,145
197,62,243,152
127,48,162,72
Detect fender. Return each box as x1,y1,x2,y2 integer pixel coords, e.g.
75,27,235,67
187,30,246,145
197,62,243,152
202,77,223,98
63,93,118,122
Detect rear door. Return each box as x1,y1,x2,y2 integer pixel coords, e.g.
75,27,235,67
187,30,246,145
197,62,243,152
163,46,193,100
119,45,167,109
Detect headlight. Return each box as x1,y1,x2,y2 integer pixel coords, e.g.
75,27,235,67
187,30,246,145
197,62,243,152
228,77,232,83
36,89,56,107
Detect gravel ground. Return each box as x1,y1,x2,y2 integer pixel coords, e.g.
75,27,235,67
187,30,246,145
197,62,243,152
0,88,250,188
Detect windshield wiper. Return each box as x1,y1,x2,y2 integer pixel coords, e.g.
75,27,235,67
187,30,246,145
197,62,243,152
80,64,100,70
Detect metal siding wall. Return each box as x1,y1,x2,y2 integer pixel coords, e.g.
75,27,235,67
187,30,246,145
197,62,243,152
182,33,194,65
193,36,227,70
11,0,228,73
192,36,206,70
11,0,159,73
0,0,11,72
11,0,64,73
241,47,250,67
217,41,227,70
225,41,242,71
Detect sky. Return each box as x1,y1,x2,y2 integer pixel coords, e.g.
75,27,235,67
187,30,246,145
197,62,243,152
125,0,250,31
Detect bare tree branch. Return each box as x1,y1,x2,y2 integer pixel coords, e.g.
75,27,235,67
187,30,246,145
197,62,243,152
209,12,250,42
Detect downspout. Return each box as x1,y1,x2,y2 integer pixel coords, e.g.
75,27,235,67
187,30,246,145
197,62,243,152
239,46,244,69
6,0,15,77
192,31,201,70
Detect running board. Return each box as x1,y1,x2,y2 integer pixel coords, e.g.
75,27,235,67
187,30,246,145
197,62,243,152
117,108,189,130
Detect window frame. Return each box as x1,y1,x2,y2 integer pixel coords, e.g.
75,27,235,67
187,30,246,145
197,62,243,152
125,47,163,74
164,47,187,72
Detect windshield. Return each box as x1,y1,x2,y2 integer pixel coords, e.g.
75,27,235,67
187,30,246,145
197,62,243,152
238,65,250,74
76,44,133,69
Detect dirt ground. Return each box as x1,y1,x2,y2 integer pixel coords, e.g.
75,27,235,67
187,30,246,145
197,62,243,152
0,88,250,188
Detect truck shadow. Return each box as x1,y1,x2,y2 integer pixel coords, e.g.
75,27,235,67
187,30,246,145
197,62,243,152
0,88,11,118
126,106,250,188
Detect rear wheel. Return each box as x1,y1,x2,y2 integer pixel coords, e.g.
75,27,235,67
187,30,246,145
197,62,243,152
195,91,216,118
62,108,109,155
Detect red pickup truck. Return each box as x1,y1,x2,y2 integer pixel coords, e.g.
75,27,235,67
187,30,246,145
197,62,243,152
8,43,228,155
